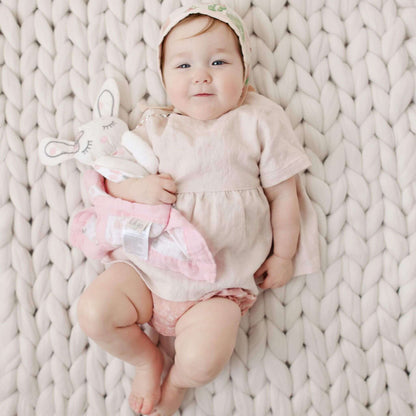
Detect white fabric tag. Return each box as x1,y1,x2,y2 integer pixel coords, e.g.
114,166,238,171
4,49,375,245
122,220,151,259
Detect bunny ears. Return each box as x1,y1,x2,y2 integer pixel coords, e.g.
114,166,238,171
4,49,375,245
93,78,120,119
38,79,121,166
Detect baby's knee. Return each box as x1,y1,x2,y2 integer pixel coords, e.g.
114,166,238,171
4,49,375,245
77,291,112,340
175,343,232,387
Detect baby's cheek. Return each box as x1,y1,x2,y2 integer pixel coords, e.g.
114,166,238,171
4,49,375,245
168,84,185,102
165,75,185,100
223,82,244,104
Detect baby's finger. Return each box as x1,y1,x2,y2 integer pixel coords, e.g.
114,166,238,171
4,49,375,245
158,172,173,180
162,178,177,194
261,275,286,290
259,276,274,290
159,191,177,205
254,262,267,279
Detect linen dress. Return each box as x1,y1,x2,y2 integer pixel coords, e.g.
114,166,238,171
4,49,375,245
109,91,320,302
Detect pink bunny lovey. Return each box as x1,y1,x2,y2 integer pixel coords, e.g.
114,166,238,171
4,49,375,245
39,79,216,283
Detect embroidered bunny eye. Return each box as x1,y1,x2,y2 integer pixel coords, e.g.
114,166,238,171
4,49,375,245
103,121,116,129
82,140,92,154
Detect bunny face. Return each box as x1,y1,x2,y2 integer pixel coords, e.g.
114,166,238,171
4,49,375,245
39,79,129,167
73,116,128,165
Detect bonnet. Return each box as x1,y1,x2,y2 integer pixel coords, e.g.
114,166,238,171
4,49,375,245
157,3,252,104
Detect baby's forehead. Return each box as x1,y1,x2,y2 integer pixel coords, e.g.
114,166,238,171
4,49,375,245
164,17,240,53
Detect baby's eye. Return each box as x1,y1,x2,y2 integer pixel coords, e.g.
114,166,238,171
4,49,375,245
212,60,226,66
177,63,190,69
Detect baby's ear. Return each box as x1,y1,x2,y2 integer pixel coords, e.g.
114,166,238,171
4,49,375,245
38,137,79,165
93,78,120,119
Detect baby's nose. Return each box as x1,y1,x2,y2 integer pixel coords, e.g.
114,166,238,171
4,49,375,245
193,68,212,84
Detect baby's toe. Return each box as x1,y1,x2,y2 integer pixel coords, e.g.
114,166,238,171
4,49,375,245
129,394,144,413
141,397,157,415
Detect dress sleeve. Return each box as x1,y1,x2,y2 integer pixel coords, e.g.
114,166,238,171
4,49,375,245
258,103,311,188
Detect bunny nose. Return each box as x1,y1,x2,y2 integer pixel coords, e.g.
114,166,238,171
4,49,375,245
100,136,108,143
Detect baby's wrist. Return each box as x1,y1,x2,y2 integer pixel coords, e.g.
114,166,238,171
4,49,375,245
272,252,293,261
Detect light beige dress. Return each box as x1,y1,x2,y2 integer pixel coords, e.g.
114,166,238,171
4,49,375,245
110,91,320,302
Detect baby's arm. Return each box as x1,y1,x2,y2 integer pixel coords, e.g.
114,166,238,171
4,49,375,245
254,176,300,289
106,173,177,205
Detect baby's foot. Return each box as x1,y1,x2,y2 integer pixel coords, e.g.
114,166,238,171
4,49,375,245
128,348,164,415
150,370,187,416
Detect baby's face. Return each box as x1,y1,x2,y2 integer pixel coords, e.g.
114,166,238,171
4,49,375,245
162,17,245,120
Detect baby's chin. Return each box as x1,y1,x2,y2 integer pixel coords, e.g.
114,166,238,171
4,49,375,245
177,104,237,120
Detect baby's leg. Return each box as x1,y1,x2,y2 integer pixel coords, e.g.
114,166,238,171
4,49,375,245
153,298,241,416
77,262,163,415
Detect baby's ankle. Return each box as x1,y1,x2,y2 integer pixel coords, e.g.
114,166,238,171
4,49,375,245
132,342,163,369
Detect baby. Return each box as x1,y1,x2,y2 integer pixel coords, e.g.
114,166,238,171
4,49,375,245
77,3,320,416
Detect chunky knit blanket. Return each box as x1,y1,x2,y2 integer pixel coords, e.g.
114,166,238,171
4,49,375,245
1,1,415,415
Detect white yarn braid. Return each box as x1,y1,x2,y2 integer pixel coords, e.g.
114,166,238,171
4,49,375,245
0,0,415,415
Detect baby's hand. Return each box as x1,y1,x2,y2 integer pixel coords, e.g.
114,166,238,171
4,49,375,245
140,173,177,205
106,173,177,205
254,254,293,289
